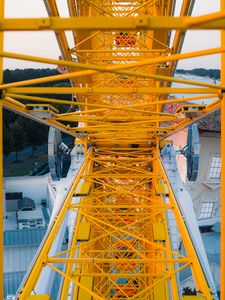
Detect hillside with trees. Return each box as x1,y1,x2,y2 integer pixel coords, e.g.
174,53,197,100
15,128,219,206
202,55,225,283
3,67,221,159
176,68,220,80
3,68,73,159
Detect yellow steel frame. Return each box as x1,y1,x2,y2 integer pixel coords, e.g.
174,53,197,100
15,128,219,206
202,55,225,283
0,0,224,299
2,16,225,30
221,1,225,299
0,1,3,299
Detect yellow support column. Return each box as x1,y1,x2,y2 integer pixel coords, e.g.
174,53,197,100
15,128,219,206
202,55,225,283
0,87,3,300
0,1,4,299
221,0,225,298
0,1,221,299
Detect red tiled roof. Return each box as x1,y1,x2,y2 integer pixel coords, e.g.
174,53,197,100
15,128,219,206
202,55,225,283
198,110,221,132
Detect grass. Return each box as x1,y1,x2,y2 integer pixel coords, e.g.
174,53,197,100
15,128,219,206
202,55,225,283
4,152,48,177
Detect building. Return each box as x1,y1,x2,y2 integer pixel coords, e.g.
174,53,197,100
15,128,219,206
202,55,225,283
187,110,221,221
3,146,84,300
183,110,221,295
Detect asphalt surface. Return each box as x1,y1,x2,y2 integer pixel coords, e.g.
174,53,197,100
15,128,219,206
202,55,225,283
4,144,48,163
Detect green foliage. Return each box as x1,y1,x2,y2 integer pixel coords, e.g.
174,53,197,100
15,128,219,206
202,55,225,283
3,68,75,157
3,121,14,156
4,68,61,85
182,287,197,295
9,119,26,161
176,68,220,80
22,119,48,157
4,152,48,177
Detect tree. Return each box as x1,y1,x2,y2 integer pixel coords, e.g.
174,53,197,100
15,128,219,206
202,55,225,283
176,68,221,80
2,68,76,160
9,119,26,162
182,287,197,295
23,119,48,157
3,122,14,156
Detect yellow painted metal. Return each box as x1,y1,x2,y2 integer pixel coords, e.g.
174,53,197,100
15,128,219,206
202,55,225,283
1,0,223,299
5,87,220,95
60,206,83,299
2,16,225,31
77,277,93,300
1,54,225,90
175,103,206,113
0,47,224,90
155,182,169,195
221,2,225,299
153,280,169,300
159,159,213,298
26,104,59,113
185,10,225,26
182,297,206,300
175,104,206,118
2,96,81,139
26,296,52,300
77,223,91,241
163,98,221,140
43,0,72,63
74,182,92,196
17,150,93,297
152,223,166,241
170,0,193,74
0,90,3,300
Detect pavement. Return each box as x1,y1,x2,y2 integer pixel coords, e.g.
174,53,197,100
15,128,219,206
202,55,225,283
4,144,48,163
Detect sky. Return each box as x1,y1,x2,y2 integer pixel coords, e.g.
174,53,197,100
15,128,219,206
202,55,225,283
3,0,221,70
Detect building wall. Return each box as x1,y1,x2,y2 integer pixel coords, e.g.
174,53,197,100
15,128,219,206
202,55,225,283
210,263,220,291
4,176,49,206
183,131,221,295
4,245,39,273
186,132,221,220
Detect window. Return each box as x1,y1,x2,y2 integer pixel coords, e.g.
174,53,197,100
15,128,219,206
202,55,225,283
208,155,221,180
199,202,214,219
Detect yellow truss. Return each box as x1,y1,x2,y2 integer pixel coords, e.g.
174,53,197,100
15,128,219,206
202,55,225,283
0,0,224,299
